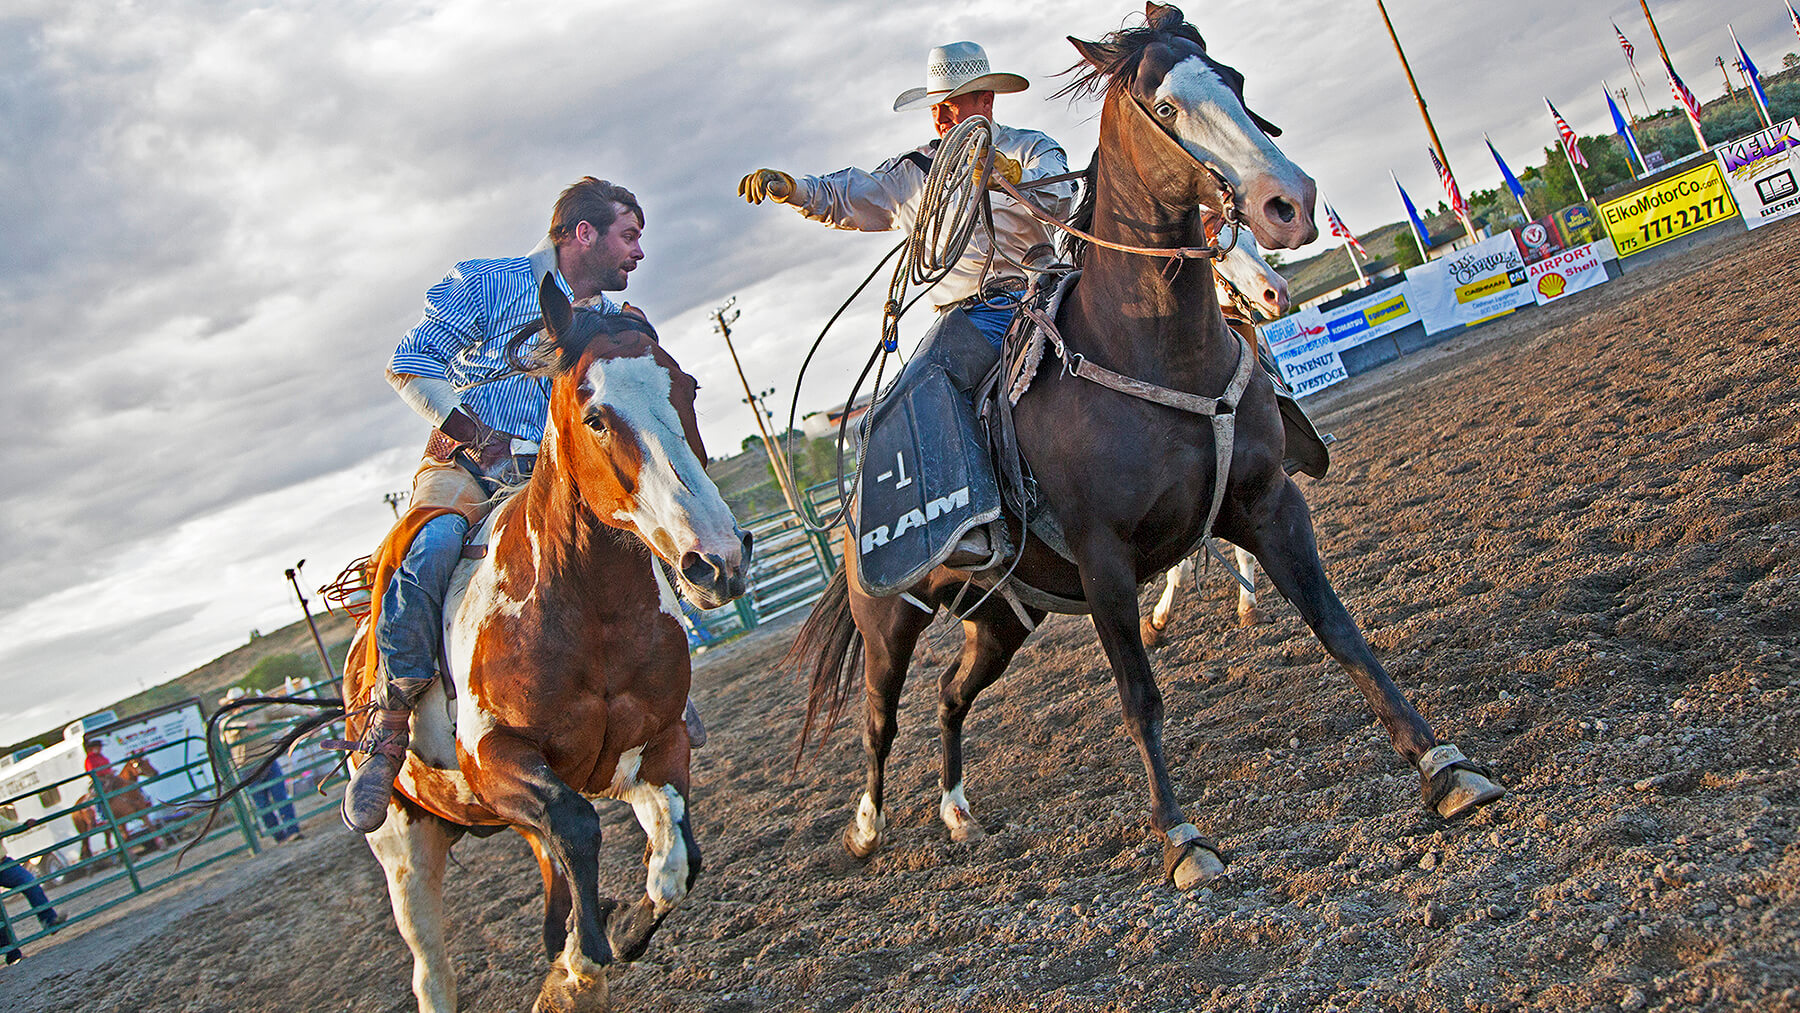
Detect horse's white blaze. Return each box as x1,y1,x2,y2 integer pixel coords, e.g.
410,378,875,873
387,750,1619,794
939,782,976,832
1158,56,1306,201
1213,221,1288,318
585,355,738,566
849,791,886,851
625,782,690,911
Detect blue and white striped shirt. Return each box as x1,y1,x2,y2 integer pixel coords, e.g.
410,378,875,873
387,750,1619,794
389,243,617,442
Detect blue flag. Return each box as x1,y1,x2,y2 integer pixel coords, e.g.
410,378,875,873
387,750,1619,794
1485,135,1527,203
1393,173,1432,251
1733,28,1773,127
1605,87,1646,175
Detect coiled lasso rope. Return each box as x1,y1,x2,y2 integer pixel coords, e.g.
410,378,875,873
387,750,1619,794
879,114,997,354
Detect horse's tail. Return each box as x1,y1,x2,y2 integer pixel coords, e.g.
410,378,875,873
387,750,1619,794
787,565,864,767
176,695,346,865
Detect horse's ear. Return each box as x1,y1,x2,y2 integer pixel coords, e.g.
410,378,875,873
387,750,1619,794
1068,35,1113,69
1145,3,1184,32
537,273,585,372
539,272,573,337
1248,108,1282,137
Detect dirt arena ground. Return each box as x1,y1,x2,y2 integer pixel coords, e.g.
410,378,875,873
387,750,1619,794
6,218,1797,1012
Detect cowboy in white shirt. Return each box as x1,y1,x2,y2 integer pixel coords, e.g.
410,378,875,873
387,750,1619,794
739,41,1075,346
740,43,1074,570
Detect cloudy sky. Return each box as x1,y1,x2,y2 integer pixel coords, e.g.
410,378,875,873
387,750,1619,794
1,0,1790,745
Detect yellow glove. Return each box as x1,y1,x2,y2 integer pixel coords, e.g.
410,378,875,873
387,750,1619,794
738,169,797,205
988,152,1023,189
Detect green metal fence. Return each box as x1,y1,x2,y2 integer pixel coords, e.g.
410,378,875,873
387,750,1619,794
0,688,345,950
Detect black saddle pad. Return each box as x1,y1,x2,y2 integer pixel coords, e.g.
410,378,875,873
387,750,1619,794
854,311,1002,597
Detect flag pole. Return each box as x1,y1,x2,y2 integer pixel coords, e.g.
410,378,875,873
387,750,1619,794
1729,25,1773,128
1637,0,1708,152
1343,241,1367,285
1376,0,1475,241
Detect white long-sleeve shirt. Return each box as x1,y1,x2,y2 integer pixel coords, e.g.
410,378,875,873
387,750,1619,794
791,123,1075,310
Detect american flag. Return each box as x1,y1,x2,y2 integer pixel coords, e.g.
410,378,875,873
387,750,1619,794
1613,22,1634,62
1324,200,1367,257
1546,98,1589,169
1790,1,1800,43
1428,147,1468,221
1664,59,1705,133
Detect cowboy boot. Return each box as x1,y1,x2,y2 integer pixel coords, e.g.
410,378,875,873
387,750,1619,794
342,706,412,833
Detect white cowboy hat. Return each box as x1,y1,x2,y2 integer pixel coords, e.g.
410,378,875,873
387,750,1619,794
893,42,1028,113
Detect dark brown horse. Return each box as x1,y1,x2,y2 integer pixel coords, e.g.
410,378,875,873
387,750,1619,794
793,4,1501,890
72,755,161,861
341,277,748,1013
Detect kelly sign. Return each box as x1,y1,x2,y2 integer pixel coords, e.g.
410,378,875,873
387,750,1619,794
1717,119,1800,231
1527,242,1608,305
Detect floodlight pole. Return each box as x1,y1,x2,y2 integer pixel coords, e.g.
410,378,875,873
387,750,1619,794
285,561,336,681
1377,0,1475,242
712,299,805,520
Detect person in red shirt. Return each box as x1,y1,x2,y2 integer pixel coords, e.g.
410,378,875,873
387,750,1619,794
82,739,112,777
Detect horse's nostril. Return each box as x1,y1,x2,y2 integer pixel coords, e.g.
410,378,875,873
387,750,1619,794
1263,288,1277,303
1266,197,1296,225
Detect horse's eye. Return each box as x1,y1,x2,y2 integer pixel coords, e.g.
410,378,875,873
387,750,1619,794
586,411,609,435
1154,101,1178,119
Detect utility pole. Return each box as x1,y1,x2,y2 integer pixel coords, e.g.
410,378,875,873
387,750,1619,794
1638,0,1708,151
712,298,805,520
382,491,407,517
1376,0,1475,243
1616,87,1637,124
1715,56,1737,99
284,560,337,682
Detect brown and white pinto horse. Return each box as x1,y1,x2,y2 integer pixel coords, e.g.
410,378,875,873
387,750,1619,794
345,277,749,1013
794,4,1500,892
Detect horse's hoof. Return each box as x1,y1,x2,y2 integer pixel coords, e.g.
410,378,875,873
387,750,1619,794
1237,606,1262,628
1169,843,1225,889
1141,618,1165,648
1162,824,1226,889
843,822,884,859
949,822,986,845
533,960,609,1013
1435,769,1505,819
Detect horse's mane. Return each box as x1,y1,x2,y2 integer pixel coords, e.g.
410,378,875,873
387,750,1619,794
1052,5,1203,104
1061,156,1101,267
502,309,660,376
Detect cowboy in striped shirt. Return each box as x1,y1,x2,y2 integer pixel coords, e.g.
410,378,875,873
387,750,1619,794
343,177,646,833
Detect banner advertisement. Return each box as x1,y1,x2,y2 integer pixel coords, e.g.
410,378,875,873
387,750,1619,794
1513,218,1566,264
1527,242,1609,305
1261,308,1349,398
1716,118,1800,231
1598,161,1738,256
1404,232,1533,333
1318,280,1420,351
1555,203,1599,245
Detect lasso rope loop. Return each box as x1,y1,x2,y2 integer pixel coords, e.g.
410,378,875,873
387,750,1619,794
882,115,995,352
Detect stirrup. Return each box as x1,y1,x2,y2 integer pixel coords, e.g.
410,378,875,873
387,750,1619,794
340,710,411,834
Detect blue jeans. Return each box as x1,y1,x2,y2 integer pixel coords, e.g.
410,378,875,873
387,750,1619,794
251,758,300,840
0,860,58,960
374,512,469,708
962,296,1019,351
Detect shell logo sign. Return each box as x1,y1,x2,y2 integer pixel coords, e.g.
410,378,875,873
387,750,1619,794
1536,272,1568,300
